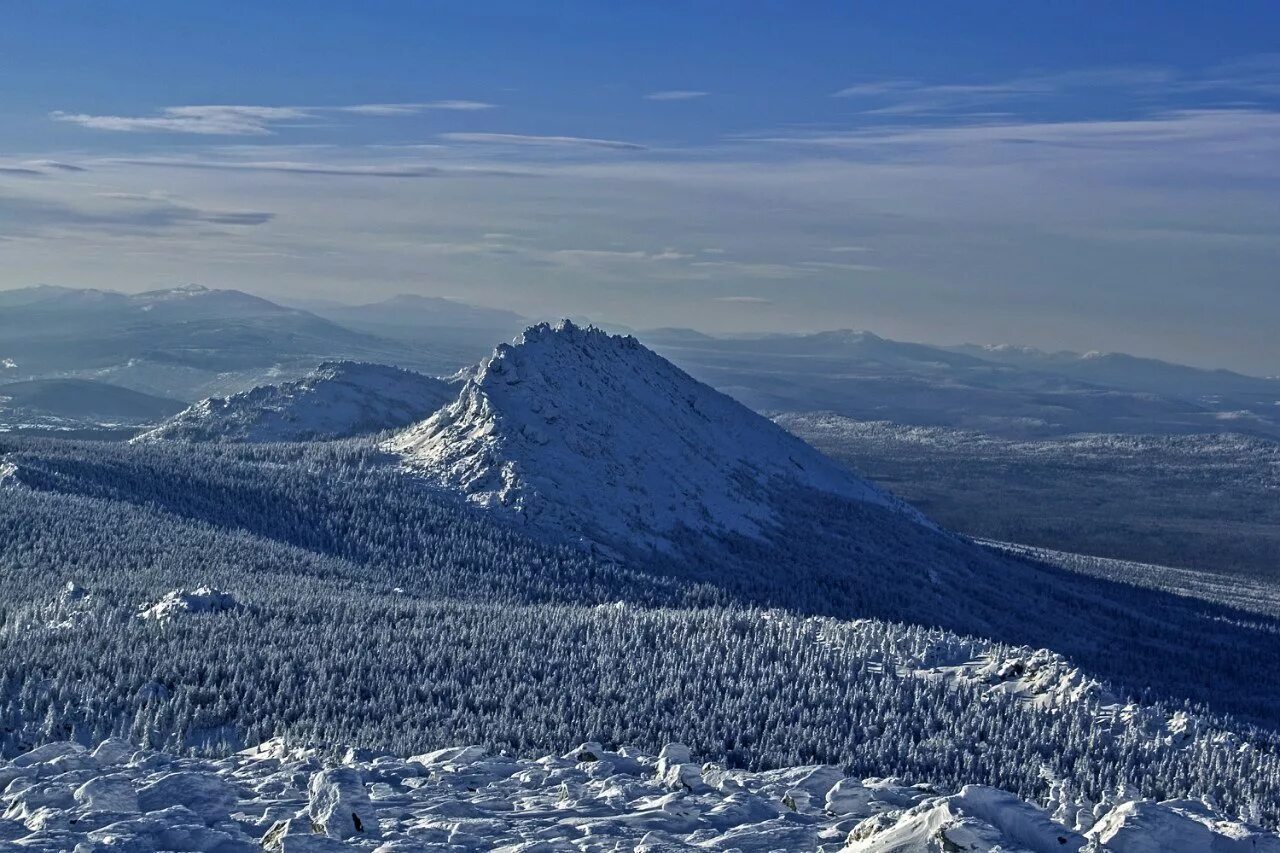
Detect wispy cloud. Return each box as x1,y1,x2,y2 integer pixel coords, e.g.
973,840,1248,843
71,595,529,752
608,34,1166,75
26,160,88,173
337,101,496,115
644,90,708,101
750,108,1280,157
52,105,312,135
101,156,530,179
0,192,275,237
713,295,772,304
797,261,881,271
440,132,647,150
830,63,1279,117
552,247,692,263
52,101,497,135
0,160,90,177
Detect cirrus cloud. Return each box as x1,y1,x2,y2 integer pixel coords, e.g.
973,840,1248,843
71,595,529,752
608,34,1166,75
644,90,709,101
51,101,498,135
440,132,647,150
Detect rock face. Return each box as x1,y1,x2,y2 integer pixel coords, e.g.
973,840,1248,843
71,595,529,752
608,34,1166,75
307,767,378,840
139,587,242,623
387,320,927,552
0,738,1274,851
136,360,455,443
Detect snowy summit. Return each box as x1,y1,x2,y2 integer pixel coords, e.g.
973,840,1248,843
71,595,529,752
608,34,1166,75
387,320,926,551
136,361,455,443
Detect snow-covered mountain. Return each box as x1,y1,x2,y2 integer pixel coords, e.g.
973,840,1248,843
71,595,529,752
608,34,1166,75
387,320,927,551
137,361,455,442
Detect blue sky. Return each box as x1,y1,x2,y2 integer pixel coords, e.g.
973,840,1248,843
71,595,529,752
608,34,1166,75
2,2,1279,372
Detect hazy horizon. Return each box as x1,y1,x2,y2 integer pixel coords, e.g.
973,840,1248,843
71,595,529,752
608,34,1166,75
3,3,1278,375
4,279,1275,378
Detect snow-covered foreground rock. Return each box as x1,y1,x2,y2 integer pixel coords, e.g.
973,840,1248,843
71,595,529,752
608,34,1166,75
136,361,455,443
1,739,1274,853
387,321,926,551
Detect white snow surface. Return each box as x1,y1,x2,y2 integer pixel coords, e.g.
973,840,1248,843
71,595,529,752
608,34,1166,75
136,361,455,443
386,321,926,550
1,738,1272,852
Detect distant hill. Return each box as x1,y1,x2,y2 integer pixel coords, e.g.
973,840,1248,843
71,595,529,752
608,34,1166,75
138,361,455,442
646,329,1280,439
952,342,1278,399
0,378,184,433
0,285,445,400
301,293,528,336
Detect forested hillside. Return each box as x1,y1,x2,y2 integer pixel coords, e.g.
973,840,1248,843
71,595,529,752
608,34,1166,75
2,436,1279,828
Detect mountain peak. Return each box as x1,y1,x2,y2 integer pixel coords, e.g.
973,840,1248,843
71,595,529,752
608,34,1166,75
137,361,454,443
387,321,926,551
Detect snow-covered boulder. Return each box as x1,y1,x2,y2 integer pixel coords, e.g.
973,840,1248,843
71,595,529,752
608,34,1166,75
136,771,238,824
407,745,487,768
308,767,379,840
652,743,707,793
845,786,1088,853
263,815,353,851
3,780,75,827
85,806,257,852
563,741,605,763
9,741,85,768
658,761,707,794
655,743,691,778
1088,798,1280,852
826,778,876,816
90,738,137,767
74,774,139,813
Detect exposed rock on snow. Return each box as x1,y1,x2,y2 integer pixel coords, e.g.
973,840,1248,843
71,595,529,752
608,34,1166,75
136,360,455,443
1,738,1272,851
139,587,242,623
387,321,927,551
309,767,379,840
919,646,1115,710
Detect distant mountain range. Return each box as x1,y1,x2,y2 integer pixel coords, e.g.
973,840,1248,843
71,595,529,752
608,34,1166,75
0,285,477,404
1,284,1276,439
295,292,528,334
641,327,1280,438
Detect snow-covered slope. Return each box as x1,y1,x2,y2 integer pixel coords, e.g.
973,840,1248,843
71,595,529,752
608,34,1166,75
137,361,455,443
387,320,926,550
3,737,1272,852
